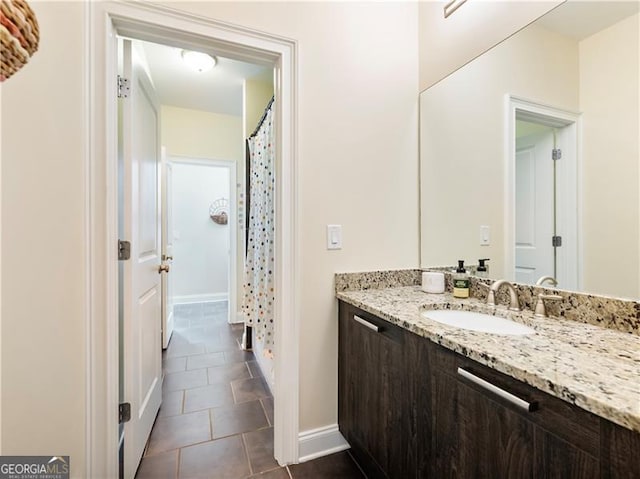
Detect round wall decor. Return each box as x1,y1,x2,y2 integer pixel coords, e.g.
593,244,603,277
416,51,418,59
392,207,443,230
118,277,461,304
209,198,229,225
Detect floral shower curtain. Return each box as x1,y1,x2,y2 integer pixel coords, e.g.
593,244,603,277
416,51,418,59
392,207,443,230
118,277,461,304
243,101,275,354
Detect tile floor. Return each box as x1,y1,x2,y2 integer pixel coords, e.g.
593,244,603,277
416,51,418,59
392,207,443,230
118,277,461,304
135,301,364,479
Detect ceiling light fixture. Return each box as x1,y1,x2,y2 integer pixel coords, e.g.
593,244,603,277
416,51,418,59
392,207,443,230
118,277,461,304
181,50,216,73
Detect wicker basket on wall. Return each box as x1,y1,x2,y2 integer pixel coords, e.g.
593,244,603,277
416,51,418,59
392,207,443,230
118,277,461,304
1,0,40,82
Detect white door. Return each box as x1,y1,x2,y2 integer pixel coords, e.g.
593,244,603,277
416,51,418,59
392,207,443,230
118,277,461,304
515,126,555,284
161,152,174,348
121,39,163,479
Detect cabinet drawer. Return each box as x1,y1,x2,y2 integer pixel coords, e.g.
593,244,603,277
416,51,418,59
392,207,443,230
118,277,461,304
432,345,600,458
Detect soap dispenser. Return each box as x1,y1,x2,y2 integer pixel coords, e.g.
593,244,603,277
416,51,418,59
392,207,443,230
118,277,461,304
453,260,470,298
477,258,490,278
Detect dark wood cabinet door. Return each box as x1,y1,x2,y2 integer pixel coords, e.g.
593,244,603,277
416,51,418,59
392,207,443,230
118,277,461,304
534,429,599,479
432,345,605,479
432,368,535,479
404,330,433,479
338,301,354,443
432,346,536,479
432,366,462,478
601,420,640,478
338,302,406,478
458,379,535,479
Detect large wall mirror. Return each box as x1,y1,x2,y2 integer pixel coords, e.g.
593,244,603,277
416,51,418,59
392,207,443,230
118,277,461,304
420,1,639,300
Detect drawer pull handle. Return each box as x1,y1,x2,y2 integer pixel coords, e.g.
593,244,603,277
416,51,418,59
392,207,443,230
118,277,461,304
353,315,380,332
458,367,538,412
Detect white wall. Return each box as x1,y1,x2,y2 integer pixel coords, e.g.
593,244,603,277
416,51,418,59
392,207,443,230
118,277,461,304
420,23,579,278
0,0,419,469
418,0,562,91
172,163,231,303
0,2,86,474
580,13,640,298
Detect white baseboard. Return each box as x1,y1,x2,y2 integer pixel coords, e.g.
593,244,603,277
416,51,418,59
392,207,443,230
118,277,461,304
173,293,228,304
230,310,244,324
298,424,350,463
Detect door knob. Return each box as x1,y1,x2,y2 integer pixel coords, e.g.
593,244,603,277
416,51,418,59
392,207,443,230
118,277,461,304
158,263,170,273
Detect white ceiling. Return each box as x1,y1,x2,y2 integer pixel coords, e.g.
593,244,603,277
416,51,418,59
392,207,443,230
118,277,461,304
136,40,272,117
537,1,640,40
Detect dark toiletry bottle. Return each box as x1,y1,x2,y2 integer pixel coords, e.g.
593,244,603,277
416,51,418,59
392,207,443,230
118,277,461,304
477,258,490,278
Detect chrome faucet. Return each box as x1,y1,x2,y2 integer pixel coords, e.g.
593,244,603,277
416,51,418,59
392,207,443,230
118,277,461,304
536,275,558,287
484,279,521,311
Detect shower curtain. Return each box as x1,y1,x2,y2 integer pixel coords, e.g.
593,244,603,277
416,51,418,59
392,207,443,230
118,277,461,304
243,102,275,355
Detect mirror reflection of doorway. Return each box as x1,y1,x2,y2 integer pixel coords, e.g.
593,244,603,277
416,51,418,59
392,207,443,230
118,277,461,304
511,102,580,291
515,121,557,284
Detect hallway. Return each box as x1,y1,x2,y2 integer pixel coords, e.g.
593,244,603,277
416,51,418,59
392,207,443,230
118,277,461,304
135,302,364,478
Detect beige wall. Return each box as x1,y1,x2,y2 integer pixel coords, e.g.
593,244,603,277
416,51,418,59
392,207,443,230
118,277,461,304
418,0,562,91
420,24,580,277
244,76,274,138
580,13,640,298
0,2,86,474
0,0,419,468
165,1,420,433
161,105,243,160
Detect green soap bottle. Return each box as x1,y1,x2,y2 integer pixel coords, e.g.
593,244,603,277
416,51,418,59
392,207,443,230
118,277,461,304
453,260,470,298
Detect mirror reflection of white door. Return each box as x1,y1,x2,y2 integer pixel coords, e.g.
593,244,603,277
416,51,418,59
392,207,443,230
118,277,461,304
515,125,555,284
121,39,163,479
161,152,174,349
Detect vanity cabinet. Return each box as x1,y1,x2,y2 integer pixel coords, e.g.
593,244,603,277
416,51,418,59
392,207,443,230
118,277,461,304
338,300,640,479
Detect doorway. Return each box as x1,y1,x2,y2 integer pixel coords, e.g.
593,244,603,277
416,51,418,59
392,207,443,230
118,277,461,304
117,34,276,476
87,3,300,477
506,96,581,290
168,159,237,323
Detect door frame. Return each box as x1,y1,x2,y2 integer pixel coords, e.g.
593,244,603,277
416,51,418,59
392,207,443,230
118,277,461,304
168,155,238,323
86,2,299,477
504,95,582,289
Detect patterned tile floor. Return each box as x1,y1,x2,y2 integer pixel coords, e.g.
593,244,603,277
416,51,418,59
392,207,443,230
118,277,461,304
135,301,364,479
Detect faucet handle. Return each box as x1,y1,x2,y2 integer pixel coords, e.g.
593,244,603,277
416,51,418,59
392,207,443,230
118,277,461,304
535,294,563,318
475,282,495,305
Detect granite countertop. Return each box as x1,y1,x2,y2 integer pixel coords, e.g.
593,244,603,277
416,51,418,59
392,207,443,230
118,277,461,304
337,285,640,434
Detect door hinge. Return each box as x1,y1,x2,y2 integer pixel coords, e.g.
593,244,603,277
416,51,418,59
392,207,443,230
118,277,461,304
117,75,130,98
118,240,131,260
552,148,562,161
119,403,131,424
552,235,563,247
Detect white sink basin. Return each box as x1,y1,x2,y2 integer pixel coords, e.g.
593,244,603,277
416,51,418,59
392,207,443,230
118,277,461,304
421,310,535,336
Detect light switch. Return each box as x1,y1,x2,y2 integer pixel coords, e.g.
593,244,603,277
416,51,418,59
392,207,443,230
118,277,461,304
327,224,342,250
480,225,490,246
